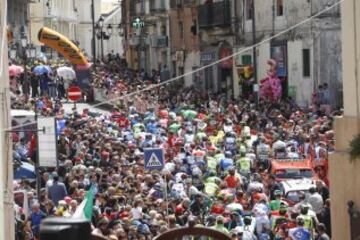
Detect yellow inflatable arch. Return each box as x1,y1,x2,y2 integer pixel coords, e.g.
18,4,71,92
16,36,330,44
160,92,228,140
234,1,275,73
38,27,89,66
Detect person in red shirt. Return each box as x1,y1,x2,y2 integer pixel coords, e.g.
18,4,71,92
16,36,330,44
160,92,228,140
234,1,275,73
116,113,130,129
224,168,241,189
234,190,250,211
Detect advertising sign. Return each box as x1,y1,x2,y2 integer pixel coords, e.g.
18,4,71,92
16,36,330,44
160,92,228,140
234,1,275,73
38,117,57,167
271,45,287,77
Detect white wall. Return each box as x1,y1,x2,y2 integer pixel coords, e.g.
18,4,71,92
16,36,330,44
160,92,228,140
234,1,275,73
287,40,313,107
257,41,271,80
244,0,311,34
103,8,124,57
76,25,93,57
184,51,200,87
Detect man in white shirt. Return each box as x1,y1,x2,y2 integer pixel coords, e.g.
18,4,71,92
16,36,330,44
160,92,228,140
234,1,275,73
130,199,143,220
307,187,324,215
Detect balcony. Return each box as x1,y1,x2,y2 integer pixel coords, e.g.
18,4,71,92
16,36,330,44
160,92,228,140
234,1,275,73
183,0,196,6
150,35,168,48
198,0,231,29
170,0,182,9
150,0,166,12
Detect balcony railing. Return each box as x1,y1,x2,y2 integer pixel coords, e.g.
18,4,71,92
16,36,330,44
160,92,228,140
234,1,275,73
183,0,196,6
150,0,166,12
150,35,168,48
198,0,231,29
170,0,182,9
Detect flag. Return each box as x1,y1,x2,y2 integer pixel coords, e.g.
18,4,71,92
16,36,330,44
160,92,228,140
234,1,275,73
72,185,94,220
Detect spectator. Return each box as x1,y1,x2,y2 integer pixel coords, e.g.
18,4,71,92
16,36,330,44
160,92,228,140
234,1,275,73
48,173,68,206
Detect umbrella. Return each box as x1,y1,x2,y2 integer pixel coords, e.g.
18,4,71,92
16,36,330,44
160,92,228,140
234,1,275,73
33,65,51,75
225,203,244,212
14,162,35,179
9,65,24,77
57,66,76,80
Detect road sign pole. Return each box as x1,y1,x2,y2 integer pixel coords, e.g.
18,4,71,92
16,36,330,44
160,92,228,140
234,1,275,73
163,170,169,224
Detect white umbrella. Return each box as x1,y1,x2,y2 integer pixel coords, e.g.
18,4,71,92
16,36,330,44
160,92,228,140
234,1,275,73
57,66,76,80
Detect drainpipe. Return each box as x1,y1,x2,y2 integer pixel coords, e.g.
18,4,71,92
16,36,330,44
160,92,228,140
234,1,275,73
252,0,258,105
272,0,275,35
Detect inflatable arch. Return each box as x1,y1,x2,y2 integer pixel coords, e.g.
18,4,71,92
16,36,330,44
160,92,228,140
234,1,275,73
38,27,88,66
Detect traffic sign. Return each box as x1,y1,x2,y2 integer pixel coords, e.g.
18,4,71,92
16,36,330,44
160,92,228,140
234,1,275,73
67,86,82,101
144,148,164,170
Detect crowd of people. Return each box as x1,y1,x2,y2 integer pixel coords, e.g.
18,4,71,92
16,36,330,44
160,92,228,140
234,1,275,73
10,56,339,240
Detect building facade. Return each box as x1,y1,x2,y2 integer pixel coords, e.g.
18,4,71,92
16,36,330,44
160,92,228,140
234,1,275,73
29,0,78,58
121,0,342,106
329,0,360,239
235,0,341,106
27,0,122,60
75,0,123,60
122,0,171,72
169,0,200,87
7,0,30,41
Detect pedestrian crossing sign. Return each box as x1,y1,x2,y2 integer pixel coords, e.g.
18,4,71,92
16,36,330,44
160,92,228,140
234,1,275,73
144,148,164,170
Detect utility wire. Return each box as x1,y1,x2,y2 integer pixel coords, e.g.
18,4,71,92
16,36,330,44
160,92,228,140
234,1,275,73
2,0,344,131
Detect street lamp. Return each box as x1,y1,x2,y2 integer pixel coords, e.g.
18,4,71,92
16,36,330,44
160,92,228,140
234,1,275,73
106,25,113,36
118,24,125,37
9,45,17,60
95,17,122,61
95,16,105,60
30,45,36,58
99,16,104,28
20,34,28,97
20,35,27,49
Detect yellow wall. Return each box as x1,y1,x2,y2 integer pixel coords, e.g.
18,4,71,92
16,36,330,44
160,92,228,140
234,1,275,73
341,0,360,117
329,117,360,240
329,0,360,239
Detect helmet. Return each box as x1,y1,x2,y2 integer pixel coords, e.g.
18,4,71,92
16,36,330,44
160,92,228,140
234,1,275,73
192,167,202,177
296,216,305,226
225,151,233,158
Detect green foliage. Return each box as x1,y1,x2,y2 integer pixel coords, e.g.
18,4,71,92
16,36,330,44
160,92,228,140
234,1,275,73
349,134,360,162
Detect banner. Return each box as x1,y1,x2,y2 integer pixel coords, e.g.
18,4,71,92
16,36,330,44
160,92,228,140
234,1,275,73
38,27,88,66
38,117,57,167
271,45,287,77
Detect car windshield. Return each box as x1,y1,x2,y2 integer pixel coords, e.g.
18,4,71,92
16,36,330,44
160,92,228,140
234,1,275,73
286,190,309,203
276,169,313,179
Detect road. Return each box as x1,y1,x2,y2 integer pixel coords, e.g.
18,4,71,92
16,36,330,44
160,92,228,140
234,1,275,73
62,102,110,115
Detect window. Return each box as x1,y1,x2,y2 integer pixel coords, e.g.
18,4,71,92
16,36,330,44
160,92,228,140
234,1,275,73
179,21,184,39
277,0,284,16
246,0,253,20
242,55,252,65
191,20,197,36
161,25,166,35
303,49,310,77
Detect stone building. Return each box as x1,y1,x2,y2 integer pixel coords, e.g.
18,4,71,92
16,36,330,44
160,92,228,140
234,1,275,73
122,0,171,72
7,0,29,41
329,0,360,239
121,0,342,106
235,0,341,106
169,0,200,86
29,0,78,58
27,0,122,60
